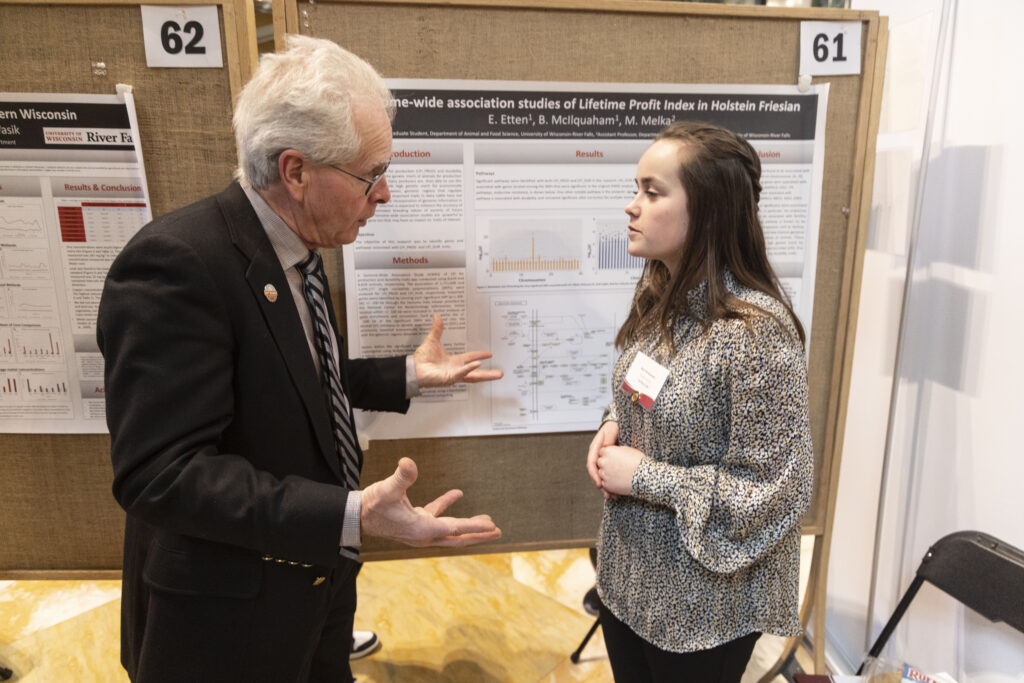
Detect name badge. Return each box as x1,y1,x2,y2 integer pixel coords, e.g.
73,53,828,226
620,351,669,410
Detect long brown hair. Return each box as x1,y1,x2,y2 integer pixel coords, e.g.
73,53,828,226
615,121,805,350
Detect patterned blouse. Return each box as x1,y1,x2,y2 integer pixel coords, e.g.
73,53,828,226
596,272,813,653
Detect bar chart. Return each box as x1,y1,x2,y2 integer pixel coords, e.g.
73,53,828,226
478,217,584,287
24,376,68,394
0,371,71,404
0,329,13,359
13,327,62,361
490,233,581,273
596,228,645,271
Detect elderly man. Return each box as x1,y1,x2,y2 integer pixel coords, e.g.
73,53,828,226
98,35,501,682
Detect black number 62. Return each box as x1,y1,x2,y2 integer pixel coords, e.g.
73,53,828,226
160,20,207,55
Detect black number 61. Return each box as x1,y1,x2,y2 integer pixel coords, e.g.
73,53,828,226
160,20,207,55
813,31,847,63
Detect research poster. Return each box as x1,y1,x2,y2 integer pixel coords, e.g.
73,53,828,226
0,92,150,433
345,80,828,441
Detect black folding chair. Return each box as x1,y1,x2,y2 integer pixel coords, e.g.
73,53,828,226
856,530,1024,674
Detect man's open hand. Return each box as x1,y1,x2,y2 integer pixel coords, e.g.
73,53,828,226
360,458,502,548
413,315,503,388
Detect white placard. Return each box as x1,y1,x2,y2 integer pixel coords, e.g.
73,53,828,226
140,5,223,68
799,21,861,76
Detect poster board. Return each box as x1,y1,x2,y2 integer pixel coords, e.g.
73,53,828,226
0,0,255,576
280,0,885,568
284,5,887,674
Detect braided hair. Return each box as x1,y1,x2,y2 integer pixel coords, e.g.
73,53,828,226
615,121,805,351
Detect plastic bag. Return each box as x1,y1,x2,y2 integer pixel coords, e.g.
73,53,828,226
858,656,958,683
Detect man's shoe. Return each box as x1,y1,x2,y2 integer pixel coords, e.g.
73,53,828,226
350,630,381,660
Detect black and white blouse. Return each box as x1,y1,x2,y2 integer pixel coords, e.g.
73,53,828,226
597,273,814,653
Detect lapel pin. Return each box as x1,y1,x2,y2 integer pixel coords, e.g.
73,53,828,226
264,284,278,303
313,576,326,586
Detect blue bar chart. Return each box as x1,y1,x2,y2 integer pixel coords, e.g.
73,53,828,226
596,229,645,271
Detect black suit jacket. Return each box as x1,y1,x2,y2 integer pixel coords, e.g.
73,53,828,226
97,182,409,681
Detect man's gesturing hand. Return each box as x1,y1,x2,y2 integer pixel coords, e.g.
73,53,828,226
413,314,503,388
360,458,502,548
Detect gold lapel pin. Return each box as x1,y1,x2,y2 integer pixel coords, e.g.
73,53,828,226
313,576,326,586
264,284,278,303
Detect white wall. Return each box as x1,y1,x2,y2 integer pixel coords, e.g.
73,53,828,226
831,1,1024,680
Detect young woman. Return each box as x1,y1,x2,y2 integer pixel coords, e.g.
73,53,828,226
586,121,814,682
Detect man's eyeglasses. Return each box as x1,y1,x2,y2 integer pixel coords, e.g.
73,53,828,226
327,161,389,196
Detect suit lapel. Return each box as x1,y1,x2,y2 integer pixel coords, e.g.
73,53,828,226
216,183,343,482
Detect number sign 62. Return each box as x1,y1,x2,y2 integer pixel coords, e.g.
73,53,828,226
141,6,223,68
160,20,206,55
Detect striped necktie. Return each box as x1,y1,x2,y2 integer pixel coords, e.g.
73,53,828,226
298,250,360,560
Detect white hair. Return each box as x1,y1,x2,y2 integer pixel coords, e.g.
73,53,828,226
233,35,395,189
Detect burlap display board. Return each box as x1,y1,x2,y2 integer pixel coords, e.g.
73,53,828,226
292,0,886,560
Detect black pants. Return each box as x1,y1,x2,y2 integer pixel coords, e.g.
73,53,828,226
600,604,760,683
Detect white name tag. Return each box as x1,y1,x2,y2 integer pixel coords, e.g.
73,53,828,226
621,351,670,410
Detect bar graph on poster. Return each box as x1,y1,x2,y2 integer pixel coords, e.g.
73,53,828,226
479,218,583,286
476,216,648,290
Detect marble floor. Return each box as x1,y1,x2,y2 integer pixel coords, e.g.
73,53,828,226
0,545,812,682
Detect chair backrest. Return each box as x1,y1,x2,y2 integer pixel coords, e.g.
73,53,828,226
918,530,1024,631
859,530,1024,673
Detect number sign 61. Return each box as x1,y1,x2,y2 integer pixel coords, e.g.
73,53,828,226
799,21,861,77
141,6,223,68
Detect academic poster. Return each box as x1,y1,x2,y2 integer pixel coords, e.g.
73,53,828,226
0,92,150,433
344,80,828,441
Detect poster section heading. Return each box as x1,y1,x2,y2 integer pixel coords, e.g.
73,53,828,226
0,101,134,151
392,89,817,140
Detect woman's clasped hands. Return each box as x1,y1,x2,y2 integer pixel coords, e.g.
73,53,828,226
586,420,644,498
